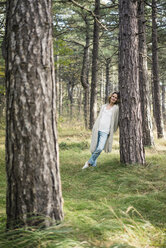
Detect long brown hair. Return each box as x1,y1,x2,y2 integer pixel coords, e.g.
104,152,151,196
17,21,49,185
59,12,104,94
108,92,120,104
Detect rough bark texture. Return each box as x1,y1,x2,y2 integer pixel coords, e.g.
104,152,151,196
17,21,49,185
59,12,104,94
152,0,164,138
80,16,90,129
118,0,145,164
138,0,154,146
89,0,100,129
5,0,63,228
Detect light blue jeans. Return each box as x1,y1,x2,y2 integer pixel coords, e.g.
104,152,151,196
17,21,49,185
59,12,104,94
88,131,108,167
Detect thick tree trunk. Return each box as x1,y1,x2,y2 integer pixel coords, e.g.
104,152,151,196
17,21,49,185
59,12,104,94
5,0,63,228
89,0,100,129
81,16,90,129
119,0,145,164
152,0,164,138
138,0,154,146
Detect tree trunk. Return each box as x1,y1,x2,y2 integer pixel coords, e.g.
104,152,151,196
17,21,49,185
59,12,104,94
81,16,90,129
89,0,100,129
138,0,154,146
100,68,103,104
67,81,74,119
77,86,82,120
55,42,60,119
105,58,112,103
5,0,63,228
152,0,164,138
59,80,63,116
161,81,166,124
118,0,145,164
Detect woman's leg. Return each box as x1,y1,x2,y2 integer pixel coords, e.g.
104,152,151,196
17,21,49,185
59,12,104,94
88,131,108,167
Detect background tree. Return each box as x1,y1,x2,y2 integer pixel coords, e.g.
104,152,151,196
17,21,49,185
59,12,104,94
5,0,63,228
161,79,166,124
89,0,100,129
0,0,6,122
151,0,164,138
138,0,154,146
80,14,90,129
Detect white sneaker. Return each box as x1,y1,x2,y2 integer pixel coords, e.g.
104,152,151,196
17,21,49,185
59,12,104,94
82,161,90,169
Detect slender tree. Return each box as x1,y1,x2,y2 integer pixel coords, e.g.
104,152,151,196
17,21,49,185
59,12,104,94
138,0,154,146
118,0,145,164
59,79,63,116
151,0,164,138
5,0,63,228
89,0,100,129
55,41,60,118
67,79,75,119
105,58,112,103
80,15,90,129
161,80,166,124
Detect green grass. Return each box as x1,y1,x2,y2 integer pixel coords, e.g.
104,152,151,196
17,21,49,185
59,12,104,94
0,121,166,247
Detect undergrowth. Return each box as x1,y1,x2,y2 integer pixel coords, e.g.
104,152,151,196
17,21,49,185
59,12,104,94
0,121,166,247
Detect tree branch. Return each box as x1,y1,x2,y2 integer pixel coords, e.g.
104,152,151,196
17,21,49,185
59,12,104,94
62,38,85,47
68,0,108,31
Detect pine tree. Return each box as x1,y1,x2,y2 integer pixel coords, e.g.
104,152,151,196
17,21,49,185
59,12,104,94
5,0,63,228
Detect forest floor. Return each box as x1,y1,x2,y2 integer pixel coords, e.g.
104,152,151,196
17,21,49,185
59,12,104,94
0,119,166,248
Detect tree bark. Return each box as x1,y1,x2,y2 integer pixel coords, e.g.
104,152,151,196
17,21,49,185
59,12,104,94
89,0,100,129
138,0,154,146
80,15,90,129
0,93,5,121
105,58,112,103
77,86,82,120
5,0,63,228
67,80,74,119
55,42,60,119
118,0,145,164
161,81,166,124
59,80,63,116
152,0,164,138
100,67,104,104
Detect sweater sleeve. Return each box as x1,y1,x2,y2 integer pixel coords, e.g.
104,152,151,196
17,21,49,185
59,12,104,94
113,105,119,132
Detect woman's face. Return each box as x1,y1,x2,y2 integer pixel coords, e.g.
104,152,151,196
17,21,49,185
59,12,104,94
110,93,118,104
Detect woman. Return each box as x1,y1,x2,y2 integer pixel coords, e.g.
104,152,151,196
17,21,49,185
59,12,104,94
82,92,120,169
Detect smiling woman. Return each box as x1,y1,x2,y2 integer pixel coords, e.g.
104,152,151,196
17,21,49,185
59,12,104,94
82,92,120,169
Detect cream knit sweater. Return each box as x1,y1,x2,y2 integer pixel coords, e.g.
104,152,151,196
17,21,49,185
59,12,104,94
90,104,119,153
